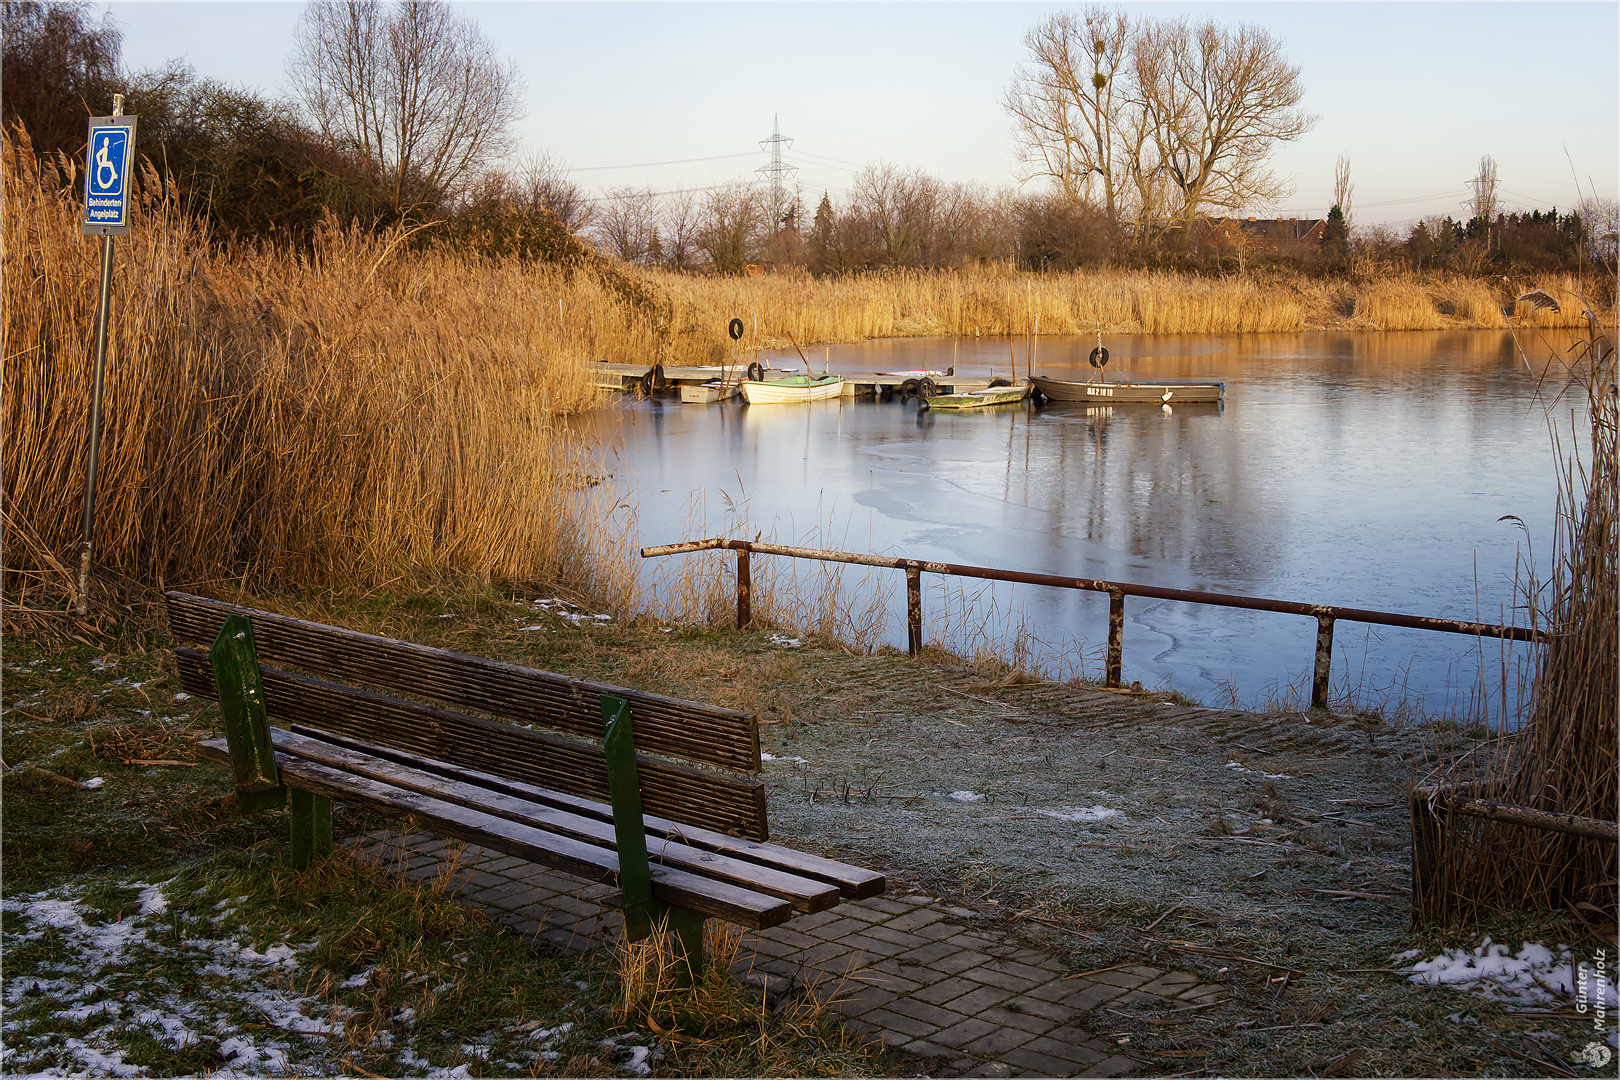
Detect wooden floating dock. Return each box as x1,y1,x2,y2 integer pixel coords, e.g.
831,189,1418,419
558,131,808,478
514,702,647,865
592,363,991,398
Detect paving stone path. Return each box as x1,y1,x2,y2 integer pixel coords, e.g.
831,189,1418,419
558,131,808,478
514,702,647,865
352,831,1226,1077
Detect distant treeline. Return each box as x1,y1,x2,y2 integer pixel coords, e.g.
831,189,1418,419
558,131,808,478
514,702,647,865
5,0,1614,284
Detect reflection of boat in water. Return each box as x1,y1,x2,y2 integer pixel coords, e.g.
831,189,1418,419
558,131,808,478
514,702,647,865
923,382,1031,410
1029,374,1224,404
739,373,845,404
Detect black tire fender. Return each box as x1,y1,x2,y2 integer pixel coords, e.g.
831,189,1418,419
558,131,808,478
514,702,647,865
747,361,765,382
899,378,920,401
988,377,1011,388
1089,346,1110,368
918,377,938,400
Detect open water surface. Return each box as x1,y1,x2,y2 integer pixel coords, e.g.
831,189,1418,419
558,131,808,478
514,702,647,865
576,329,1592,720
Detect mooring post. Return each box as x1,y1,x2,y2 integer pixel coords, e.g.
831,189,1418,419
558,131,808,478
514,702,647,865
906,567,923,655
736,548,751,630
1106,589,1125,687
1312,613,1335,709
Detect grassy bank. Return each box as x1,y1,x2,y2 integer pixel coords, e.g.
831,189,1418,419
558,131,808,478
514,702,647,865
0,602,897,1077
5,589,1606,1077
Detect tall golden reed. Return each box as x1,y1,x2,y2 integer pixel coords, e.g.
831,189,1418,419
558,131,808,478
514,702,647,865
636,266,1600,369
1414,311,1617,925
3,129,627,601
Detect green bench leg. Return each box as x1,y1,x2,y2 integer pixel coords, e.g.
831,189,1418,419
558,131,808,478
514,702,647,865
665,905,706,987
289,788,334,869
603,693,708,984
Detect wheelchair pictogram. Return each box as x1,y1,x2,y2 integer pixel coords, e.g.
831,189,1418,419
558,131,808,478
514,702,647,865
95,140,118,190
88,130,127,195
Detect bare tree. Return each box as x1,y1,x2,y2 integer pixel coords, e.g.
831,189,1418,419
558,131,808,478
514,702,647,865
2,0,122,158
698,181,767,274
1467,154,1499,225
658,188,702,271
1333,152,1353,226
1579,194,1618,267
1003,6,1132,221
509,150,588,232
1006,7,1315,248
592,185,660,263
928,181,993,266
288,0,524,211
852,163,938,267
1141,18,1317,232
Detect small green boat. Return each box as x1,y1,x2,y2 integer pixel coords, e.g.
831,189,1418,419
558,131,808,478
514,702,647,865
922,383,1031,410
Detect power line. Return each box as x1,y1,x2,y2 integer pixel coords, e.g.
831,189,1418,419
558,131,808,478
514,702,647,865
570,152,759,173
579,182,737,205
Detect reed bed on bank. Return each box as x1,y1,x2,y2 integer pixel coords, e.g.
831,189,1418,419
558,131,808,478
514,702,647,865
1414,310,1617,926
2,130,636,602
641,266,1603,368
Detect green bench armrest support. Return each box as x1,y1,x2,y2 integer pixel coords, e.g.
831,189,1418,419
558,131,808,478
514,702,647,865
211,614,332,865
603,693,706,983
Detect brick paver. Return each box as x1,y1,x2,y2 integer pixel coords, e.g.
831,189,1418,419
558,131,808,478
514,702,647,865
347,830,1222,1077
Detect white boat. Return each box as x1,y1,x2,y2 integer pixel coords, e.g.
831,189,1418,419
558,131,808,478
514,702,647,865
739,374,845,404
680,381,741,404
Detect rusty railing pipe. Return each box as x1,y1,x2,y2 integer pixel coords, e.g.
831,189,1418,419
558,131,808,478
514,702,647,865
642,538,1552,694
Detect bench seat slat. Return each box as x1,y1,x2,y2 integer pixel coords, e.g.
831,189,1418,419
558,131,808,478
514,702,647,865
196,739,792,930
176,648,768,841
167,592,760,774
294,724,887,901
261,729,840,913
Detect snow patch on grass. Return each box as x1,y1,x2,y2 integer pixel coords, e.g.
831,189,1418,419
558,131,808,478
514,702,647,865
1404,937,1620,1007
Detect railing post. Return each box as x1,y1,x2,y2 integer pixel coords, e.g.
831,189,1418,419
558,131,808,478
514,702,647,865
1106,590,1125,688
1312,614,1335,709
736,548,751,630
906,567,923,655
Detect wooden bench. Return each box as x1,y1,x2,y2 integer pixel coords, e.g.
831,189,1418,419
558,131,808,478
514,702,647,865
166,591,884,976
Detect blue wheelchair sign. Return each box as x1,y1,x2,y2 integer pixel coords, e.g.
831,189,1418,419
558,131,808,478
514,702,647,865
82,115,137,235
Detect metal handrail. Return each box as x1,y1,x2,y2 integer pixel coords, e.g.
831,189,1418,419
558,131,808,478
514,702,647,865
640,537,1551,709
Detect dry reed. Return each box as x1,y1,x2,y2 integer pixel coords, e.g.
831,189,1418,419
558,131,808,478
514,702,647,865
1413,308,1617,925
3,128,634,602
625,265,1605,370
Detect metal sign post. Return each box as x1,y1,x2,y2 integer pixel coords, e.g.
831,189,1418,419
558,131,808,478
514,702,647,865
77,97,136,615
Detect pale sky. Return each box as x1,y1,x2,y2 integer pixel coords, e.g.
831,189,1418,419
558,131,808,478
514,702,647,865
102,1,1619,229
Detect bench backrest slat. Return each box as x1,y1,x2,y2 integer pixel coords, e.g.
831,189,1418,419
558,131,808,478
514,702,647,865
176,648,768,840
166,592,759,774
